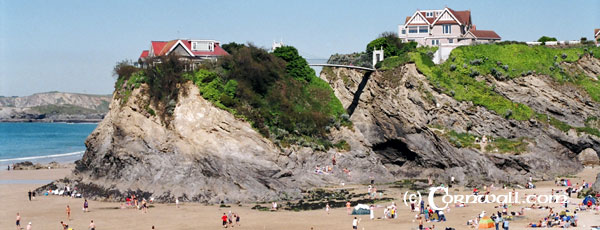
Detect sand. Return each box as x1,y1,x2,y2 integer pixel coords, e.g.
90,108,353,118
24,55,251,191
2,166,600,230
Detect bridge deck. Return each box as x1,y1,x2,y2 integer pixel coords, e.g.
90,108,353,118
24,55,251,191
308,63,375,72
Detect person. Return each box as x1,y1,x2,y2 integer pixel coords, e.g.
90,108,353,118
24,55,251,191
142,199,148,213
419,215,424,230
352,217,360,229
84,199,89,212
26,222,32,230
151,226,155,229
235,213,240,227
494,214,503,230
66,205,71,220
221,213,228,228
60,221,68,230
7,165,10,171
438,210,446,221
369,205,374,220
502,218,509,230
326,203,330,214
227,211,233,227
28,190,32,201
346,201,352,215
16,213,21,230
332,155,336,166
175,198,179,208
89,220,96,230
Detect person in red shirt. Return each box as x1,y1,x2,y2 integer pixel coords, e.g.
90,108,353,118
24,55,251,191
221,213,228,228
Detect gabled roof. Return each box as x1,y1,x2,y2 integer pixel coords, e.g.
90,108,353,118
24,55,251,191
595,29,600,37
405,10,431,26
139,50,149,59
447,8,471,25
404,7,471,27
467,30,501,39
141,39,229,59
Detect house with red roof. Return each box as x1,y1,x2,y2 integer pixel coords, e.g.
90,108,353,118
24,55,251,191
138,39,228,65
398,7,500,47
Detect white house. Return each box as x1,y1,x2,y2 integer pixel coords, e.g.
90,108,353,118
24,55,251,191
398,7,501,47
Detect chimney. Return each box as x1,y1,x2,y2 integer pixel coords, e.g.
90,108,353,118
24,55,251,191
472,25,476,31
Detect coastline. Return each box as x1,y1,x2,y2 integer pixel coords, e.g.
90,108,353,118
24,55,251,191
2,166,599,229
0,119,102,123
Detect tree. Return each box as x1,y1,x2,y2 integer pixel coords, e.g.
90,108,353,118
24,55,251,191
537,36,557,45
272,46,315,82
221,42,245,54
366,32,417,58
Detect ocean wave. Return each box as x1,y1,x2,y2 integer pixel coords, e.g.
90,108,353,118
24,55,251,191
0,151,84,162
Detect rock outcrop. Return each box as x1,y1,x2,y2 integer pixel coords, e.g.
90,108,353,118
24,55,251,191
46,58,600,203
320,62,599,185
0,92,110,122
68,83,391,203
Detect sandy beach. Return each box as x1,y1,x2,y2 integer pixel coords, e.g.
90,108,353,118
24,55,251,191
2,166,600,230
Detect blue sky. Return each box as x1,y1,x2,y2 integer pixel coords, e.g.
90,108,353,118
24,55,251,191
1,0,599,96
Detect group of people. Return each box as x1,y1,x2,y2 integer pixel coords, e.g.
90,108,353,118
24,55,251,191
220,211,240,228
123,193,150,213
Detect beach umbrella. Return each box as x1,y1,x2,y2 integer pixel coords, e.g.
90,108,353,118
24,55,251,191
478,216,495,229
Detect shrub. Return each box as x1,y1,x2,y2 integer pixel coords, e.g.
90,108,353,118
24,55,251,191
366,32,417,58
537,36,557,45
449,64,457,71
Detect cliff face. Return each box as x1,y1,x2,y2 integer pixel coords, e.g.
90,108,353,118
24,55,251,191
0,92,110,122
72,82,391,203
58,56,599,203
321,61,599,184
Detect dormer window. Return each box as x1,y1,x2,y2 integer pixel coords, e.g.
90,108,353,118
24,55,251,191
191,41,214,51
426,12,433,17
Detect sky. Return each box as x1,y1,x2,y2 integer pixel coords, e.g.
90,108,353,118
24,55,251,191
1,0,599,96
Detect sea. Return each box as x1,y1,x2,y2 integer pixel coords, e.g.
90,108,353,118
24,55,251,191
0,122,97,169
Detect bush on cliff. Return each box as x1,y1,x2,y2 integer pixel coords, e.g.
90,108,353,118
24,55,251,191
190,45,347,147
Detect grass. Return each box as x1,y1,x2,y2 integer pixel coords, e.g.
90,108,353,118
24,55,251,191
333,140,351,151
441,129,529,154
408,43,600,137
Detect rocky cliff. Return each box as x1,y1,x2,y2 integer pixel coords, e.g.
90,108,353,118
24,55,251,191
320,57,599,184
46,53,600,204
68,82,391,203
0,92,110,122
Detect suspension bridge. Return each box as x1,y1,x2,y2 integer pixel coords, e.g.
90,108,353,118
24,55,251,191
306,59,376,72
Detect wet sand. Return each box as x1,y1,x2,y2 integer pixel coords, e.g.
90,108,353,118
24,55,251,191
2,166,599,230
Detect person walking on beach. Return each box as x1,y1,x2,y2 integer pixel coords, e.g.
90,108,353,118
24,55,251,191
88,220,96,230
84,199,89,212
141,199,148,213
175,198,179,208
28,190,32,201
326,203,330,214
346,201,352,215
26,222,32,230
369,205,374,220
65,205,71,220
16,213,21,230
352,217,360,229
221,213,228,228
235,213,240,227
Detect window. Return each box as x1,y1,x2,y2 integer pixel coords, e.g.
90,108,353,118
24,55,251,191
426,12,433,17
431,40,439,46
408,26,418,34
443,24,452,34
418,26,428,34
448,39,454,44
401,29,406,35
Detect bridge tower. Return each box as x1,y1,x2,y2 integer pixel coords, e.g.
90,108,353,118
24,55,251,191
372,47,384,67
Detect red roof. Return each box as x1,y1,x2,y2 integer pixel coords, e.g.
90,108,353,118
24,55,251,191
595,29,600,37
141,39,229,59
139,50,149,59
447,8,471,25
418,12,436,24
469,30,501,39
